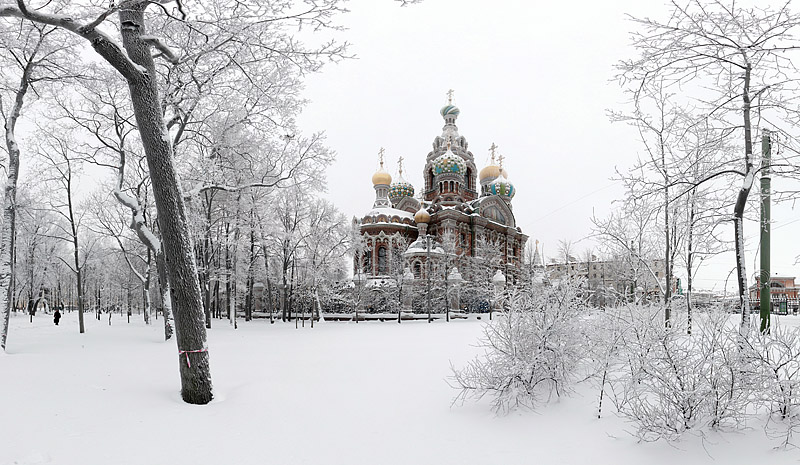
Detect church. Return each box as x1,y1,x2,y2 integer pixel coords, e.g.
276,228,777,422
355,92,528,286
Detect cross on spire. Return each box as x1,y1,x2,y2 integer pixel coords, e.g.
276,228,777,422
489,143,498,164
447,89,455,105
378,147,385,168
397,156,404,176
498,154,505,168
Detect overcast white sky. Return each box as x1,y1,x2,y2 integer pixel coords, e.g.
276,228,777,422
296,0,800,293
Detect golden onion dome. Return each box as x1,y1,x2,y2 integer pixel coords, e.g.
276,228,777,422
372,169,392,186
414,207,431,224
479,164,501,182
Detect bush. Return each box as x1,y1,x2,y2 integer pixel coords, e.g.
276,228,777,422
450,281,587,412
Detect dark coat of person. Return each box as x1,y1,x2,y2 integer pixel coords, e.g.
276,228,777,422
53,310,61,326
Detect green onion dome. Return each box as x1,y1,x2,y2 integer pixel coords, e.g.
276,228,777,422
440,104,460,119
389,175,415,203
433,147,467,176
489,174,515,199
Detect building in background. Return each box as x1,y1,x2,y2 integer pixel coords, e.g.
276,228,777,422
750,276,799,314
355,92,528,285
544,256,679,304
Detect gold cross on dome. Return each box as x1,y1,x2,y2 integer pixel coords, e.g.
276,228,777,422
498,154,505,168
489,143,498,164
447,89,455,104
397,156,404,176
378,147,385,168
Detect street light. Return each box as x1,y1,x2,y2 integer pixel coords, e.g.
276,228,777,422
492,269,506,321
426,234,432,323
353,270,366,324
401,267,414,323
447,267,463,322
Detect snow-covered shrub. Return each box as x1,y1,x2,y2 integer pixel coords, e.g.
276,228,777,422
741,324,800,447
450,281,587,413
610,307,751,441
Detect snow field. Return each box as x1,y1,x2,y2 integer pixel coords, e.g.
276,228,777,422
2,312,798,465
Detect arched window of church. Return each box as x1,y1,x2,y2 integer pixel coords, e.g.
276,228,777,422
377,246,388,274
465,168,472,190
413,261,422,278
392,248,403,274
363,252,372,275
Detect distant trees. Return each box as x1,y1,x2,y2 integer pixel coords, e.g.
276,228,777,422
0,20,76,349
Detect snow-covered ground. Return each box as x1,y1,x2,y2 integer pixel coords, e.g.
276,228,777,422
3,312,799,465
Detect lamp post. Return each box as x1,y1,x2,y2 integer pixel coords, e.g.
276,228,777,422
447,267,463,322
353,270,366,324
401,267,414,323
492,269,506,321
426,234,432,323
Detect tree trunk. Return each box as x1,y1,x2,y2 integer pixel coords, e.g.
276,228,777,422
119,5,212,404
143,249,152,324
735,63,754,335
203,192,213,329
0,57,27,350
154,249,174,341
686,189,695,335
245,219,255,322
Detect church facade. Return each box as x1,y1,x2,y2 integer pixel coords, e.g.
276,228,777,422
355,93,528,285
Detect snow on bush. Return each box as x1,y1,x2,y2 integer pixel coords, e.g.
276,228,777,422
450,281,588,413
741,325,800,447
604,307,750,441
452,283,800,447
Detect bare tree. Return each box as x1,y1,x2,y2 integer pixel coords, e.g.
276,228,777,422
618,0,800,333
0,20,75,348
36,131,89,333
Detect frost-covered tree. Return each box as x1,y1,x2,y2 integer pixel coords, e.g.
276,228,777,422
618,0,800,332
451,281,587,412
0,19,76,349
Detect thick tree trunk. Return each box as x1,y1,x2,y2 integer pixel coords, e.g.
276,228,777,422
119,5,211,404
0,58,27,350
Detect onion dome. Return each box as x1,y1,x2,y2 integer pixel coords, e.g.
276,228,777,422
489,174,515,199
433,146,467,175
414,207,431,224
479,164,501,183
372,168,391,186
389,176,414,203
440,90,460,122
440,104,460,119
372,147,392,185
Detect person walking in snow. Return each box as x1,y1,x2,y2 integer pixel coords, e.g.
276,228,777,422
53,308,61,326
